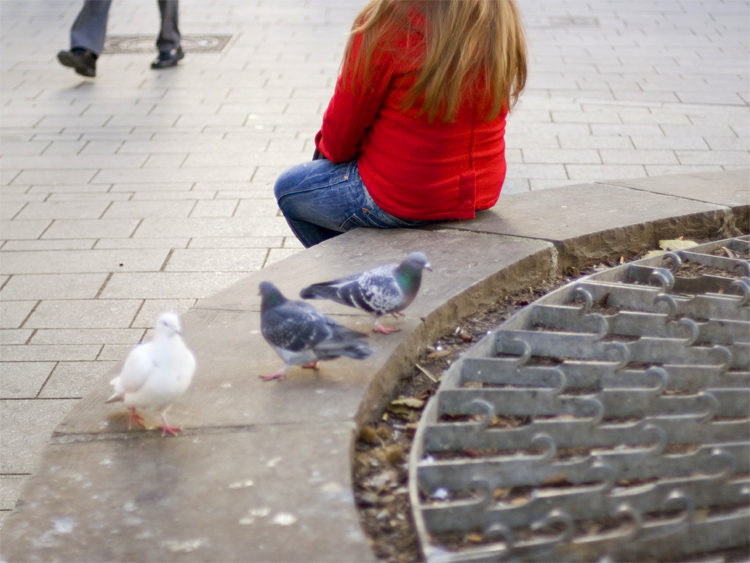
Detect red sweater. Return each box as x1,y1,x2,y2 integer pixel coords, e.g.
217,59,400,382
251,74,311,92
315,19,508,222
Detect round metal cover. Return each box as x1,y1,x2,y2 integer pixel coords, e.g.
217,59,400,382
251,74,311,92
103,34,232,54
410,236,750,562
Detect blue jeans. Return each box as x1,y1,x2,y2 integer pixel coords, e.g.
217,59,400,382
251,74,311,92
274,159,427,248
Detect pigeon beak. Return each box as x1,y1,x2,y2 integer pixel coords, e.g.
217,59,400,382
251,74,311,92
425,263,432,272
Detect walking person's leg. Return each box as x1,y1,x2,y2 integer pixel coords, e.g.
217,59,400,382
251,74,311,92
58,0,112,77
152,0,183,68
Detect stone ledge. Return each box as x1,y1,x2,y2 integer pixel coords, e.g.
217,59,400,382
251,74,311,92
2,171,747,562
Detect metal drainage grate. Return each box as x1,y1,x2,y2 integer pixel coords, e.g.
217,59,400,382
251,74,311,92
102,34,233,54
410,236,750,562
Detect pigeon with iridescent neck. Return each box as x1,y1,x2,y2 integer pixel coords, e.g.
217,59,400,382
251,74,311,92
259,281,373,381
105,312,196,437
299,252,431,333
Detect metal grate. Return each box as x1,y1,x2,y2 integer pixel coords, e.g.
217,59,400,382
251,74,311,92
102,34,233,54
410,236,750,562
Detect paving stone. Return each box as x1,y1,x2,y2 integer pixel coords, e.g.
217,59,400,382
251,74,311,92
523,149,600,164
135,217,293,238
143,154,189,169
0,425,374,562
0,301,36,329
30,329,145,346
100,272,249,300
46,192,131,202
189,200,239,218
187,237,284,249
39,361,119,399
0,345,101,363
79,140,124,155
630,136,709,150
431,179,733,270
0,399,78,473
97,344,135,361
27,183,112,194
0,141,50,155
25,300,143,330
40,141,87,155
566,164,647,180
233,200,281,218
94,238,190,250
704,137,750,151
599,149,679,164
103,201,196,219
0,330,33,345
0,476,26,511
132,299,197,328
109,182,194,193
0,202,25,220
42,219,141,240
0,220,52,240
93,167,256,184
600,169,749,212
165,249,267,272
645,165,724,176
0,249,168,274
676,150,750,166
12,169,98,185
506,163,568,179
0,362,55,398
0,274,108,300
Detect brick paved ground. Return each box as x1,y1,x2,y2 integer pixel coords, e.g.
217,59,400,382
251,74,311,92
1,0,748,530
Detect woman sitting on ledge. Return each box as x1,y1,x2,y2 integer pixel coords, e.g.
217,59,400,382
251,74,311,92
275,0,528,248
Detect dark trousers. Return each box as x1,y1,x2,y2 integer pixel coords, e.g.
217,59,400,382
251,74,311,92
70,0,180,56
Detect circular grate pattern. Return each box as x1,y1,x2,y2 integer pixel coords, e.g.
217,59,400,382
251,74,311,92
410,236,750,562
102,34,233,54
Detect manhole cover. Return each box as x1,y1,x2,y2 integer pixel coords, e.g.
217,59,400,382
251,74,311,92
410,236,750,562
102,34,233,54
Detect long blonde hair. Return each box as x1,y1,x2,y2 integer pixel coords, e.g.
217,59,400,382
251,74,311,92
343,0,527,123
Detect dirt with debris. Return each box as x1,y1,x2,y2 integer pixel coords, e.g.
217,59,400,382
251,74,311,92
352,236,748,562
353,272,577,562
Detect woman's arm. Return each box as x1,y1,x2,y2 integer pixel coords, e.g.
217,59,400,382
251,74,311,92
315,33,393,163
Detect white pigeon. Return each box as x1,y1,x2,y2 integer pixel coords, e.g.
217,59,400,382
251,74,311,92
106,312,196,437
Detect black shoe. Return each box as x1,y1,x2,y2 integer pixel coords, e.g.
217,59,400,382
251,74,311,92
151,47,184,69
57,48,97,77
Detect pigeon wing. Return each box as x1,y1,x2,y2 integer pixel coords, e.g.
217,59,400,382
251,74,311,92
116,343,157,395
351,267,404,315
262,301,330,352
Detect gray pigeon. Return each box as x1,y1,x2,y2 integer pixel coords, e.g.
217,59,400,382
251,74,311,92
259,281,373,381
299,252,431,334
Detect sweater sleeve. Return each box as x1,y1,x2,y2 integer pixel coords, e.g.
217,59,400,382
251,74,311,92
315,33,393,163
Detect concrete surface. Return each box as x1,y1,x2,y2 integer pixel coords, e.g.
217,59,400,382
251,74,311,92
1,0,749,551
1,171,747,561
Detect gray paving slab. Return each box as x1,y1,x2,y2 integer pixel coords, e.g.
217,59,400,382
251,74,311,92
23,300,143,329
0,362,55,399
0,274,108,300
38,360,120,399
601,169,750,209
1,425,375,563
0,399,79,473
0,249,169,274
0,300,36,329
0,330,33,345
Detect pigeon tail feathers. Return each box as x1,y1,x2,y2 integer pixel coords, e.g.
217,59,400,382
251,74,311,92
314,339,373,361
104,392,124,404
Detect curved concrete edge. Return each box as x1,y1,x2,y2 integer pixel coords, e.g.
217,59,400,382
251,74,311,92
1,171,747,562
